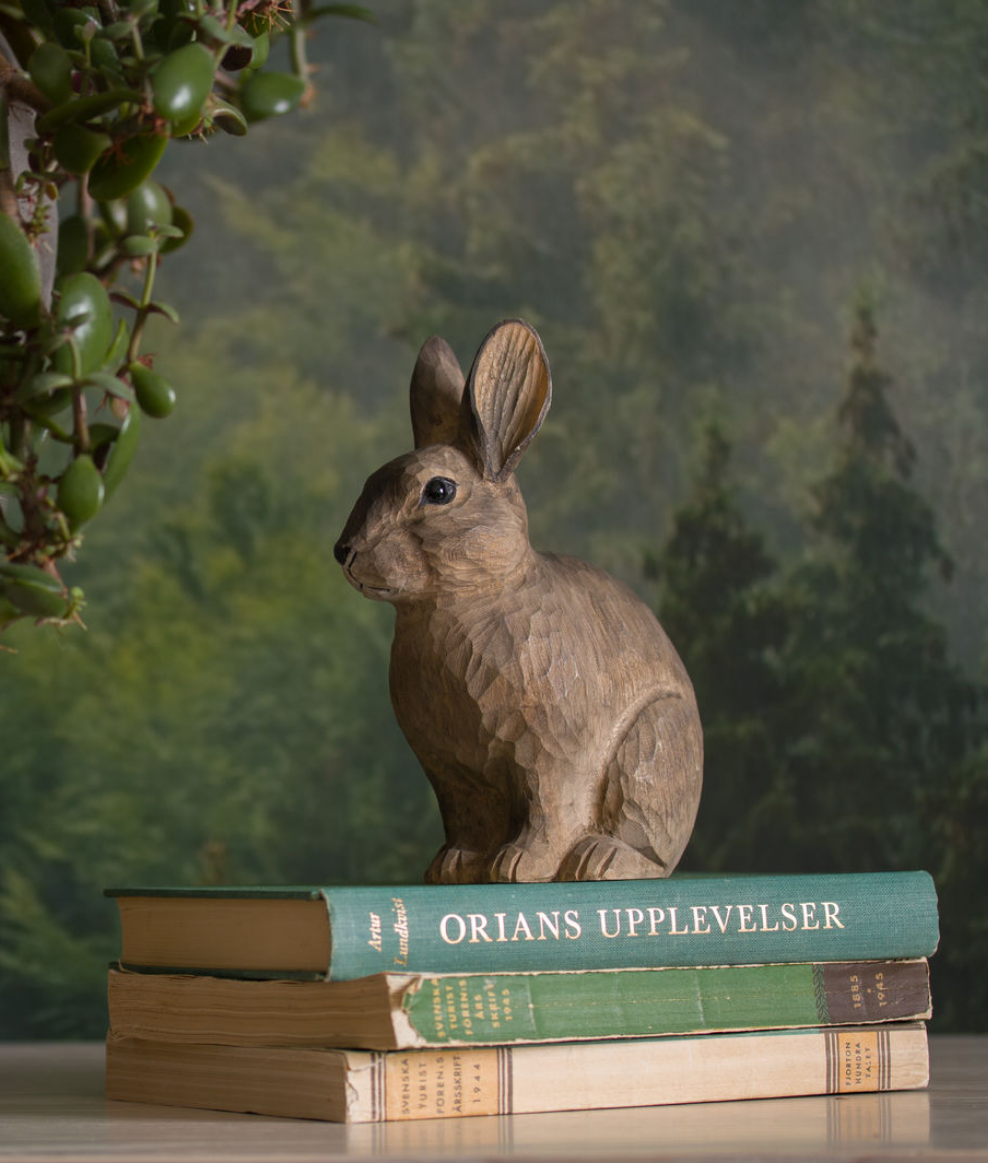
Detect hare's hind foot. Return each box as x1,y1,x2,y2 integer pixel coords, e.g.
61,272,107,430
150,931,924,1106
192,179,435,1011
424,845,488,885
557,834,669,881
491,834,669,882
490,840,560,884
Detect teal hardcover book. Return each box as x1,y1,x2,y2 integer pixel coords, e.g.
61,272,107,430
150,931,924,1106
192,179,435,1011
105,870,939,980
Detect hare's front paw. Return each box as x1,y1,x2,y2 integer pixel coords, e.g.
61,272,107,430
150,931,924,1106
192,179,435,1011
558,835,669,881
489,842,559,883
425,845,486,884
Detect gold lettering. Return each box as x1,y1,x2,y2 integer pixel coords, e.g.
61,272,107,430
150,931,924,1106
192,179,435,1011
598,909,622,939
821,901,844,929
368,912,383,951
439,913,466,945
468,914,492,943
511,912,535,941
391,897,409,966
737,904,756,932
625,907,645,936
800,901,819,930
710,905,733,933
690,905,711,934
757,904,780,932
667,907,690,935
536,911,561,940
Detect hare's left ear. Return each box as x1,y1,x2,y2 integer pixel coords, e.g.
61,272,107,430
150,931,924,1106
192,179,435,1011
462,319,552,482
410,335,466,449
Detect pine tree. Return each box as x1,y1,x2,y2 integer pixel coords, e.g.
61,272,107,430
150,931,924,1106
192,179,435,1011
781,302,979,874
650,420,789,871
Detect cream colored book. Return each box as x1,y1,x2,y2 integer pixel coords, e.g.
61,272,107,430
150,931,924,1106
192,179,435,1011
105,1022,929,1124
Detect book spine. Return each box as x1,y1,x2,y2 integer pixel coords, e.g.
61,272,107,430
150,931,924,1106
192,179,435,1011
361,1022,930,1122
105,1023,930,1123
104,960,931,1050
399,959,931,1045
322,871,939,980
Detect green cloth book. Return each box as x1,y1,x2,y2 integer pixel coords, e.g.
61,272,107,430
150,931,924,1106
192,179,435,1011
106,958,932,1050
105,871,939,981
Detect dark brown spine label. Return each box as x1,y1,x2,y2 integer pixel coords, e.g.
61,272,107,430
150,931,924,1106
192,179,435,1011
821,960,930,1025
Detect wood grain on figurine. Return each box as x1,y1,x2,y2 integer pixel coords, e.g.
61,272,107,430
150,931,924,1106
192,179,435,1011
335,320,702,883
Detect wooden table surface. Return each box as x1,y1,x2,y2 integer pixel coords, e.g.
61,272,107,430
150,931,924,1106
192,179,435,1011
1,1036,985,1162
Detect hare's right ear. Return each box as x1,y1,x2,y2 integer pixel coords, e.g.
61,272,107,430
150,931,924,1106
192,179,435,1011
409,336,466,449
462,319,551,482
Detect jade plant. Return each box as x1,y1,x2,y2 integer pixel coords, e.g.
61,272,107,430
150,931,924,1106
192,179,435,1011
0,0,369,633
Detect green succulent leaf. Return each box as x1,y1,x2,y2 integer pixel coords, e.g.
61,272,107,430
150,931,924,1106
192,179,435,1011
239,71,306,122
130,362,177,417
37,88,142,134
0,564,69,618
27,41,73,105
56,215,91,276
102,403,141,499
126,0,159,19
105,319,132,368
86,422,122,450
197,13,234,43
57,453,105,529
53,125,113,175
88,134,167,201
126,181,173,235
0,215,42,330
121,234,159,257
247,31,270,70
147,300,180,324
22,372,75,398
51,273,114,378
306,4,377,24
160,206,193,254
83,372,135,401
151,41,216,124
108,290,142,311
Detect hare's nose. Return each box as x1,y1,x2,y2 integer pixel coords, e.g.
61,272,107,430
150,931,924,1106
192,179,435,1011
333,541,351,566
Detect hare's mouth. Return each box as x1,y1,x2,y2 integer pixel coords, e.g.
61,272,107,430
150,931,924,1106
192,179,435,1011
343,568,395,601
359,582,395,600
336,544,400,600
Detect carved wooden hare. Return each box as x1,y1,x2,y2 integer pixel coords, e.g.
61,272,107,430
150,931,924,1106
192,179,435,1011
335,320,702,883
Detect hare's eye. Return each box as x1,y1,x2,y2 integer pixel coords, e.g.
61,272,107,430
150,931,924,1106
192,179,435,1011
422,477,457,505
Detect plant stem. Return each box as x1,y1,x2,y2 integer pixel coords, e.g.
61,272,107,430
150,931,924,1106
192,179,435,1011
0,82,18,220
290,0,309,83
71,385,90,454
0,51,52,116
126,252,159,364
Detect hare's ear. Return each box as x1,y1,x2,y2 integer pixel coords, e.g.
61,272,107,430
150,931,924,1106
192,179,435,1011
409,336,466,449
462,319,551,482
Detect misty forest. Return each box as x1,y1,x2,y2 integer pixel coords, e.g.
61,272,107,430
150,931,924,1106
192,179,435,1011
2,0,988,1036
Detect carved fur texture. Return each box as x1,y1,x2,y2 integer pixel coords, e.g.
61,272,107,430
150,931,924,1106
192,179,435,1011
335,320,702,883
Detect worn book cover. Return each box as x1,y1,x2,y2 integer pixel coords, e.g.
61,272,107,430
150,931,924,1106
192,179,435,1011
106,959,932,1049
105,1021,931,1123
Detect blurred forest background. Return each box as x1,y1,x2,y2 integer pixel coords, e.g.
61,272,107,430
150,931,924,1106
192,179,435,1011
2,0,988,1036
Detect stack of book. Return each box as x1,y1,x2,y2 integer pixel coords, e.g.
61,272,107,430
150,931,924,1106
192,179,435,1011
103,871,937,1123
